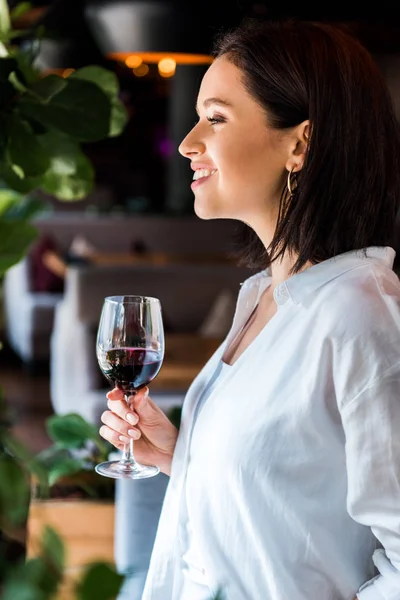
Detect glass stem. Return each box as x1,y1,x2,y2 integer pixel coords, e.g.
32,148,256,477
119,394,137,467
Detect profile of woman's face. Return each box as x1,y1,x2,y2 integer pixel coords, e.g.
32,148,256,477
179,57,290,225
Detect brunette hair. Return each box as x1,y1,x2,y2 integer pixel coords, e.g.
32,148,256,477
214,19,400,272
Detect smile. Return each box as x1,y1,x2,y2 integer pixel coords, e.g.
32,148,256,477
191,169,217,190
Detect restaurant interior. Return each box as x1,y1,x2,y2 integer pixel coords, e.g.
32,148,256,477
0,1,399,599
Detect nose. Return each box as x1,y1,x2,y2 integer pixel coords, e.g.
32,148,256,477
178,125,205,159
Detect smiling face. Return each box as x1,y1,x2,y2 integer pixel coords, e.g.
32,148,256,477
179,57,294,231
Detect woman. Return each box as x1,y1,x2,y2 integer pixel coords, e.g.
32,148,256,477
100,18,400,600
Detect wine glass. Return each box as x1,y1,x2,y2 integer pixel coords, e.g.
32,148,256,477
95,295,164,479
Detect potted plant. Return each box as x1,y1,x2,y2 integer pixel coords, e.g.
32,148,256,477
0,398,124,599
26,412,119,599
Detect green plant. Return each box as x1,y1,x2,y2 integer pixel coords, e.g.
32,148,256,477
0,397,124,598
34,412,115,500
0,0,128,201
0,2,129,596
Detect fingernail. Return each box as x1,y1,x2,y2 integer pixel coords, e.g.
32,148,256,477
119,435,131,443
128,429,139,439
126,413,138,425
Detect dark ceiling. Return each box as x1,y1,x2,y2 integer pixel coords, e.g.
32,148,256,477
7,0,400,55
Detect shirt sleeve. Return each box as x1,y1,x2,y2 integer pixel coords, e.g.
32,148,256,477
339,364,400,600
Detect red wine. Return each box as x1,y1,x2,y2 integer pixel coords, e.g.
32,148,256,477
100,347,162,394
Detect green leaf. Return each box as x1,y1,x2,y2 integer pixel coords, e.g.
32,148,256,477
2,193,46,220
0,454,30,526
27,73,67,102
7,117,50,176
10,2,33,22
8,69,27,92
18,77,111,142
38,130,95,200
0,188,23,216
48,457,84,486
46,413,99,449
13,45,40,85
1,578,48,600
76,562,125,600
0,218,37,274
0,159,41,192
0,0,11,36
2,527,64,598
35,445,71,468
40,525,65,574
2,430,48,490
0,29,28,43
108,99,129,137
72,65,119,97
2,551,62,599
72,66,128,137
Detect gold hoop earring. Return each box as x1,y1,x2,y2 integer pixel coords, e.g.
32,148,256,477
287,167,297,196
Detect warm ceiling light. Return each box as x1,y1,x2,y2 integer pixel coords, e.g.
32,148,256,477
125,55,143,68
85,1,217,66
133,63,149,77
158,57,176,78
110,52,213,66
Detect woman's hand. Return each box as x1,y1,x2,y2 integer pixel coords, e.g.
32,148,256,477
100,386,178,475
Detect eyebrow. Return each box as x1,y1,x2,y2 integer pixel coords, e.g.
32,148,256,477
195,97,233,114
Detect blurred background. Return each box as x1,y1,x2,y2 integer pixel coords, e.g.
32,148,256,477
1,0,400,462
1,3,400,598
5,0,400,216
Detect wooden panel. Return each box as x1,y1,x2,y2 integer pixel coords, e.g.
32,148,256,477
27,500,115,568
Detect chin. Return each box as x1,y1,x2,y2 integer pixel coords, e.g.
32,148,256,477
194,198,227,221
194,200,216,220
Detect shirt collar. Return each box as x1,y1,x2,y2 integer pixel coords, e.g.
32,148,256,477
243,246,396,307
285,246,395,305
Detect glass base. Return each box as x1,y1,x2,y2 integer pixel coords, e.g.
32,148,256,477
95,460,160,480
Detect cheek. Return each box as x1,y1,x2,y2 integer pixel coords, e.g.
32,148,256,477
217,150,275,207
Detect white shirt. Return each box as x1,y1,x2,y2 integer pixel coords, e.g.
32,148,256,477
142,246,400,600
182,360,231,599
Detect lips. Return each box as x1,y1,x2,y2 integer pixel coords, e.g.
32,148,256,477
191,162,217,172
191,170,217,190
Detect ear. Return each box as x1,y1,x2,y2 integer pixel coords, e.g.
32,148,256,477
286,120,310,173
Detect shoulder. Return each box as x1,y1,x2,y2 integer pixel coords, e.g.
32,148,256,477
308,261,400,372
318,262,400,338
319,264,400,404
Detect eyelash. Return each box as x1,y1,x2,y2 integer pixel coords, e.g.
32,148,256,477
207,116,225,125
194,115,226,126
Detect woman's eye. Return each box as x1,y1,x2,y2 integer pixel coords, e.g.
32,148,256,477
207,116,225,125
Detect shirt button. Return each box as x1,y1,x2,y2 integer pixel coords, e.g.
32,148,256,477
273,284,289,305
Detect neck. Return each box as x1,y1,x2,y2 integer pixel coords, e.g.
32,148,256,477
251,218,312,288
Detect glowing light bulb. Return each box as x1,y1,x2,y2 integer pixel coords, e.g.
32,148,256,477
133,63,150,77
125,55,143,69
158,57,176,78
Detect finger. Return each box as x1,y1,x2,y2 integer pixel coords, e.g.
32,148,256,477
101,410,141,439
129,388,161,420
128,386,149,403
99,425,130,448
107,387,124,401
106,399,139,426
